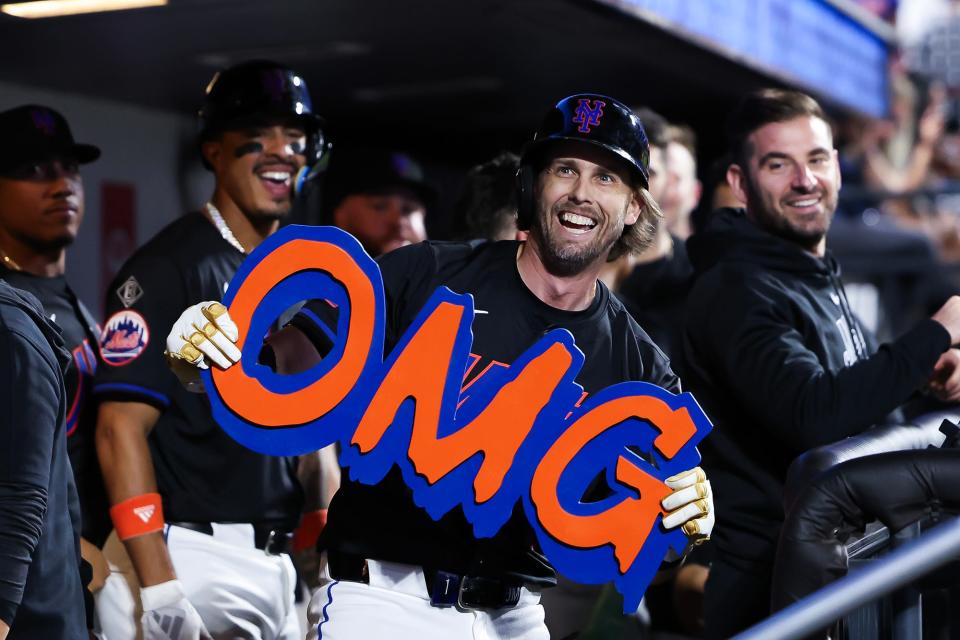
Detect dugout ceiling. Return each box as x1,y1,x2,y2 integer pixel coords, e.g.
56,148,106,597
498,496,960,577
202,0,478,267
0,0,869,165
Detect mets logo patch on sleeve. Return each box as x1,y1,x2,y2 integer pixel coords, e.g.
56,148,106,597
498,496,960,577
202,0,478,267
100,310,150,366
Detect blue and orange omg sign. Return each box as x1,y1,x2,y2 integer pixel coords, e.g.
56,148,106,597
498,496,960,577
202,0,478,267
203,225,712,611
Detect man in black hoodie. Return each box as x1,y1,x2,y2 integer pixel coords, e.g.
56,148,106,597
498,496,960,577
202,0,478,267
683,88,960,638
0,280,87,639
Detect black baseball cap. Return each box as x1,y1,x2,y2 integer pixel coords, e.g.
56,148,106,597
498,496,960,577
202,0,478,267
321,147,437,220
0,105,100,174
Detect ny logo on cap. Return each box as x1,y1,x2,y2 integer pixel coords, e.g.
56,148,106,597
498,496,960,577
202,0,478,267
572,99,606,133
391,153,414,177
30,109,57,136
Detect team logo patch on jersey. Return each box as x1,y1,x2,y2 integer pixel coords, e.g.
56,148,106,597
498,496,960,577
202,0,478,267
100,310,149,366
572,99,606,133
116,275,144,308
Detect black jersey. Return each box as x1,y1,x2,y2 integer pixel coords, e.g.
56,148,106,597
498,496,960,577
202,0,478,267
0,266,109,546
292,240,679,581
93,212,302,527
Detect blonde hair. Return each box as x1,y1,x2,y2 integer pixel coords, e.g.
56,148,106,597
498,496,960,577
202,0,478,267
608,187,661,260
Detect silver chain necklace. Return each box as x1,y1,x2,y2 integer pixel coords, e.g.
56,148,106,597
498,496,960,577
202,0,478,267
205,202,246,254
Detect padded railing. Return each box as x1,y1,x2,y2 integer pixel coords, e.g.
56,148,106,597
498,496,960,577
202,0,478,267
734,410,960,640
734,515,960,640
783,409,960,510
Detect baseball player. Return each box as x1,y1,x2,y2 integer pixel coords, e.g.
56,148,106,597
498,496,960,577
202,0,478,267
166,94,715,640
0,105,109,543
93,60,327,640
318,146,434,257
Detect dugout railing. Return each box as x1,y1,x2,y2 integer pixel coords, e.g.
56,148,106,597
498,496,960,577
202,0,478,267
735,410,960,640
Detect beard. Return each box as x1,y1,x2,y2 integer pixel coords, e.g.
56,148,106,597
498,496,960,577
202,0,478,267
744,179,834,251
530,200,623,277
15,227,76,254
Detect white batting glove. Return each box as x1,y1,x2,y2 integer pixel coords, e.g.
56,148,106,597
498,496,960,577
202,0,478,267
164,301,241,392
140,580,212,640
661,466,714,559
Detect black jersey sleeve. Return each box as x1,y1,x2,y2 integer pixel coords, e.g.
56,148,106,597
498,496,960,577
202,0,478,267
93,253,187,409
292,242,440,355
643,345,681,394
622,312,682,394
0,327,62,625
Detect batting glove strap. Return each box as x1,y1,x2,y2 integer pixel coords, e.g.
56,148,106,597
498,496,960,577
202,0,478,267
140,580,186,612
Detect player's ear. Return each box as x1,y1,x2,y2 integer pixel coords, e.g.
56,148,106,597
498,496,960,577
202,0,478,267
726,163,749,206
201,138,223,172
624,187,642,226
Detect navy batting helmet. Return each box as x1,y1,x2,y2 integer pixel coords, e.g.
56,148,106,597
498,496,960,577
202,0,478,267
516,94,650,230
198,60,328,169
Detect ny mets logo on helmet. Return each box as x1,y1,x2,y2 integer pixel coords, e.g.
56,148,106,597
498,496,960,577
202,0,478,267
572,99,606,133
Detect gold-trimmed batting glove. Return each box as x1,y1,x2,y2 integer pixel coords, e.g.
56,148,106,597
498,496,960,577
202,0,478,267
661,466,714,560
164,301,241,392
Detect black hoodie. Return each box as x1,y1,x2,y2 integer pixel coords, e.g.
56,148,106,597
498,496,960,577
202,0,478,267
0,280,87,638
683,208,951,570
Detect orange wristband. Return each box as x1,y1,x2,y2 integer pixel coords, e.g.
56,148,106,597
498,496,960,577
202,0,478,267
110,493,164,540
292,509,328,552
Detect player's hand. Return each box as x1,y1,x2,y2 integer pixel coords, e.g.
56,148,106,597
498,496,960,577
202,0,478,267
164,301,241,392
661,466,714,554
140,580,212,640
929,348,960,403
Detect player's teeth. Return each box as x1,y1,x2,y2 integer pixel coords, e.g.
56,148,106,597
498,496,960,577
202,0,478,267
792,199,817,207
561,212,596,227
261,172,291,182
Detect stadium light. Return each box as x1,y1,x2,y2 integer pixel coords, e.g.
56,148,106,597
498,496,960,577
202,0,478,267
1,0,166,19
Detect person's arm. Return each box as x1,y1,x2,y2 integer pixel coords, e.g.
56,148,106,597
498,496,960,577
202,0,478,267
267,322,324,374
863,87,945,194
95,399,211,639
79,538,108,593
0,328,61,632
94,400,175,587
689,278,958,455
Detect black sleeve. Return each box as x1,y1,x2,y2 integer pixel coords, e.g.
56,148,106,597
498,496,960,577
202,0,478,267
0,329,62,626
687,277,951,455
642,343,681,394
93,253,187,409
291,242,440,355
625,315,682,394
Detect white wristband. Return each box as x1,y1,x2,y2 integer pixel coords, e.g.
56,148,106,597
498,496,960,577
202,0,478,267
140,579,186,611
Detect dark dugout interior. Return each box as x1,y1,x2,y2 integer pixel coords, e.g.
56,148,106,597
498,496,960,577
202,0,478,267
0,0,885,239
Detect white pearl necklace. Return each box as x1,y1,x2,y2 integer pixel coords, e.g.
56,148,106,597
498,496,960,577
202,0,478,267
205,202,246,255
